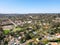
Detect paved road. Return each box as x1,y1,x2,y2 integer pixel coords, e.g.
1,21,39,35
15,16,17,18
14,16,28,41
8,38,33,45
8,19,17,27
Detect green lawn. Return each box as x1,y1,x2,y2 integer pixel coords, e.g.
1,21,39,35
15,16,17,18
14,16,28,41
3,30,10,35
13,27,22,32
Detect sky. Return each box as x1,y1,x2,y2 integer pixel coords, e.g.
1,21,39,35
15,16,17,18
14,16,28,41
0,0,60,14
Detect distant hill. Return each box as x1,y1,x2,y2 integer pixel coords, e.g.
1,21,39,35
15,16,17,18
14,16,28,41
0,13,60,16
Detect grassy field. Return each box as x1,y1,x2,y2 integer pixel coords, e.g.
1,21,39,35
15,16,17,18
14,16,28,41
3,30,10,35
13,27,22,32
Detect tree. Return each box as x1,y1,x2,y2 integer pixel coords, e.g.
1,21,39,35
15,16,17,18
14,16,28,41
0,26,5,40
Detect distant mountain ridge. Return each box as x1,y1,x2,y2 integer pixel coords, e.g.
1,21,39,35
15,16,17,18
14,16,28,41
0,13,60,16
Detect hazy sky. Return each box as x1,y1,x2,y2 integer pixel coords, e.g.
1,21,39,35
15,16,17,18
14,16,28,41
0,0,60,13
